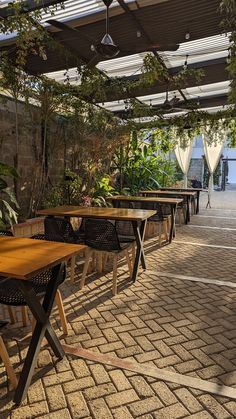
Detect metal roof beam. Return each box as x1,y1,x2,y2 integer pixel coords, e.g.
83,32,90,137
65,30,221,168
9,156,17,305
101,59,228,102
114,94,229,118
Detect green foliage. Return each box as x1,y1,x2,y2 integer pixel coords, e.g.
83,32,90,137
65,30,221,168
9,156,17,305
0,161,19,228
220,1,236,105
92,176,114,207
228,119,236,147
141,54,167,85
113,130,178,194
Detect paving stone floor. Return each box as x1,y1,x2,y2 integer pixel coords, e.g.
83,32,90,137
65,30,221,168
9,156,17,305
1,191,236,418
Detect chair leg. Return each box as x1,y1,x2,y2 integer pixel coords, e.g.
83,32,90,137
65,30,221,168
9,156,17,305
0,336,18,389
7,307,16,324
112,254,118,296
55,290,68,336
21,306,29,327
96,252,103,273
159,224,162,247
177,208,182,226
163,220,169,242
102,253,108,271
125,249,133,278
80,248,93,289
70,255,76,284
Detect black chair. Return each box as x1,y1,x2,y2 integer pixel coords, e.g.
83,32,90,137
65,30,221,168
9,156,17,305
30,234,69,334
0,253,68,334
44,216,84,244
0,230,13,236
0,320,17,388
138,201,169,245
81,218,134,295
115,201,135,237
44,217,84,283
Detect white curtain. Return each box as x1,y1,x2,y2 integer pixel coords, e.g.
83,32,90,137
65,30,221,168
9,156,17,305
203,126,226,204
174,137,194,188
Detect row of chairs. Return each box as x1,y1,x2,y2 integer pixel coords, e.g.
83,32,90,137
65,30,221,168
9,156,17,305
0,202,169,387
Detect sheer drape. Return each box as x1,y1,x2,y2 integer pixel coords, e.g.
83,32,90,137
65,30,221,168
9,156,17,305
174,138,193,187
203,127,226,204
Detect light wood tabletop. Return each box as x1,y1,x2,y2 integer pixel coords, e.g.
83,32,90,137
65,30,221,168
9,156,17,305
36,205,156,221
0,236,86,280
140,190,197,197
159,187,204,192
109,195,183,205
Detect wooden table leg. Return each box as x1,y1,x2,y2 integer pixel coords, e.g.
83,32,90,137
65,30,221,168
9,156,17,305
196,191,200,214
169,204,177,242
13,264,65,405
186,196,190,224
131,220,147,282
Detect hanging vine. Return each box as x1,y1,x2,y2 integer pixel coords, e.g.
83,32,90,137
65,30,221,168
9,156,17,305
220,0,236,105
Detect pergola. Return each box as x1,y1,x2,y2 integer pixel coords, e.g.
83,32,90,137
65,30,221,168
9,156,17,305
0,0,230,118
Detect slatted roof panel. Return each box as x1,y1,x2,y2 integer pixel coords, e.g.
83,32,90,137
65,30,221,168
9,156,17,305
0,0,231,115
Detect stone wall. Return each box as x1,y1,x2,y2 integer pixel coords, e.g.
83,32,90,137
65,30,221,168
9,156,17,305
0,97,65,218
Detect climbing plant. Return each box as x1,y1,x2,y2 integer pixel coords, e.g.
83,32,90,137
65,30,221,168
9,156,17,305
220,0,236,105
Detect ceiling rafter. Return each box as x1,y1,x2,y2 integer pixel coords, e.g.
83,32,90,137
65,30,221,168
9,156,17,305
98,58,228,103
113,93,229,118
117,0,187,102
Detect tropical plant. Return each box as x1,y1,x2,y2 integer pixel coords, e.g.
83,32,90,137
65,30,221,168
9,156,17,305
112,130,177,194
0,162,19,228
92,175,114,206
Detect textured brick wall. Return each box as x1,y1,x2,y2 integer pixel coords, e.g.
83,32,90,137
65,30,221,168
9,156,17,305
0,98,65,217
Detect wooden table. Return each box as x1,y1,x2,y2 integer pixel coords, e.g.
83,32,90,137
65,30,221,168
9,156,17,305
109,195,183,243
158,187,204,214
140,190,197,223
37,206,156,282
0,236,86,404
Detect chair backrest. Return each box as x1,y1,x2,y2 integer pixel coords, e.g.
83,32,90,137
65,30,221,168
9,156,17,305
31,233,65,242
139,201,164,220
32,262,66,292
44,217,76,243
84,218,121,251
0,230,13,236
115,201,135,237
0,262,66,306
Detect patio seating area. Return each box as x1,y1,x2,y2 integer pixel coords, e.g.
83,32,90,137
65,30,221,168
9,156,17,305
0,0,236,417
0,192,236,418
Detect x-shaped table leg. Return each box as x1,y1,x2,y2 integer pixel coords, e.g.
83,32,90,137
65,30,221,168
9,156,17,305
131,220,147,282
169,204,177,242
13,264,65,405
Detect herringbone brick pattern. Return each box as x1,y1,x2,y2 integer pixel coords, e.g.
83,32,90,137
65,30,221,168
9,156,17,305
1,195,236,418
176,226,236,247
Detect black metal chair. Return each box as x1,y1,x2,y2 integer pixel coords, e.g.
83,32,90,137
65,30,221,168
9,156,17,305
0,320,17,388
0,230,13,236
44,216,84,244
81,218,134,295
114,202,136,263
30,234,69,334
44,216,84,283
138,201,169,245
0,254,68,334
